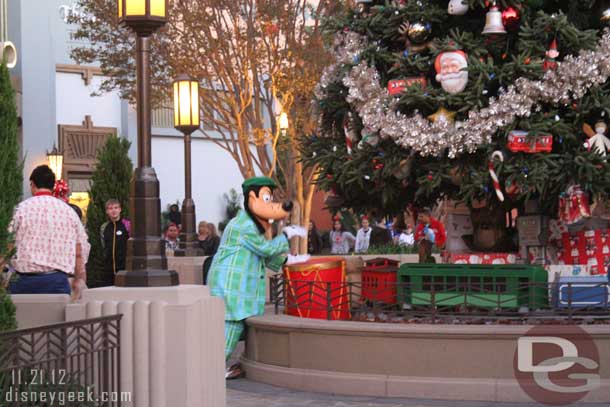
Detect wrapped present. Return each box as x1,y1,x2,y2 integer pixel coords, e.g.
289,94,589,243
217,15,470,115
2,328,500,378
526,246,547,265
602,230,610,265
561,231,586,265
444,252,520,265
518,215,549,247
559,229,609,274
559,185,591,225
545,265,590,284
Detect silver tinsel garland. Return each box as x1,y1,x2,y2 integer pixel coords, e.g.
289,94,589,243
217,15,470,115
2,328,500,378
316,30,610,158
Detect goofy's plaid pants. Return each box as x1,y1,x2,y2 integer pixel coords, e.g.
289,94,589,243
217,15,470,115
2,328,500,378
224,320,245,361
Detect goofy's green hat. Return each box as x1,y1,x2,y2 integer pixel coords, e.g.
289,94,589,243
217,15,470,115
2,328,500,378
241,176,277,195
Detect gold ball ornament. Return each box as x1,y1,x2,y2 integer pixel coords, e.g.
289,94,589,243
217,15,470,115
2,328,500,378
407,22,432,44
427,107,457,124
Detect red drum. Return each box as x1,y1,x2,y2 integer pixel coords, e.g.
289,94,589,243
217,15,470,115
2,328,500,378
283,257,350,320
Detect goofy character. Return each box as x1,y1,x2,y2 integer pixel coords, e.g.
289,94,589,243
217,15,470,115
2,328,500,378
207,177,307,379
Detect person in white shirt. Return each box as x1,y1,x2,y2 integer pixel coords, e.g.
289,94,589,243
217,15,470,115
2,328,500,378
398,224,415,247
329,217,356,255
6,165,90,298
355,216,372,253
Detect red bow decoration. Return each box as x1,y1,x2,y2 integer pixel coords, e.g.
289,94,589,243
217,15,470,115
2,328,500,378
53,180,70,203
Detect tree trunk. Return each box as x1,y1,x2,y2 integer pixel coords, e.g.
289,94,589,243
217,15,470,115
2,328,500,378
467,205,513,252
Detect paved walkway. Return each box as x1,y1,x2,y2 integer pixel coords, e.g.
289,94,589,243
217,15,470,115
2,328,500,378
226,378,599,407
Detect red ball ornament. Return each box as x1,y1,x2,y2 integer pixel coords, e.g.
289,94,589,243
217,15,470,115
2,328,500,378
501,7,520,31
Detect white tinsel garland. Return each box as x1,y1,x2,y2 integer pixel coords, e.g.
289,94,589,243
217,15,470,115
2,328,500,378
315,30,610,158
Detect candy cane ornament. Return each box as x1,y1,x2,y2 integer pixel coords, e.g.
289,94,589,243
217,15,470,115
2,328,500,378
489,151,505,202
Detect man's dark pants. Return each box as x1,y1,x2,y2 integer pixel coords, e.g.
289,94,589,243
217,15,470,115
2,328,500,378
8,272,70,295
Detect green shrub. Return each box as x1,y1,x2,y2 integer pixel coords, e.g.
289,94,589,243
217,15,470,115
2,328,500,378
218,189,241,233
0,286,16,332
0,60,20,332
363,243,440,255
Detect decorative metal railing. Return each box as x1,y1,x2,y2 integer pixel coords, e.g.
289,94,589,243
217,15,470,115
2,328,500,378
0,315,124,406
270,275,610,324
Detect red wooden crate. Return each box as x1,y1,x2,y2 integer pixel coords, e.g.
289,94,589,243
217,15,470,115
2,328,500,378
361,258,399,304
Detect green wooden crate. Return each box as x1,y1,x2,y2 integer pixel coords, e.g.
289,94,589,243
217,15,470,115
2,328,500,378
397,263,549,310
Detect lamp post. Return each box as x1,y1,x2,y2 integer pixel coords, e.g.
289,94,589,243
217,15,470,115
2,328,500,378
172,74,202,256
115,0,179,287
278,111,289,135
47,144,64,180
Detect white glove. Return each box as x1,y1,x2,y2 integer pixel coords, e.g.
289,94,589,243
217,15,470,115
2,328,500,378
287,254,311,265
282,225,307,239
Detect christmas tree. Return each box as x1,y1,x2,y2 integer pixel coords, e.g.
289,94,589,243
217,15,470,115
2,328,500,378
304,0,610,246
86,136,132,287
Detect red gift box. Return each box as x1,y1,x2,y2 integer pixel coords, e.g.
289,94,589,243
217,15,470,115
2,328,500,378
560,229,609,274
444,252,520,265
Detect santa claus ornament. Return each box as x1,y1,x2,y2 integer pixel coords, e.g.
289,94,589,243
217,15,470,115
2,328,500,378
435,50,469,94
583,120,610,157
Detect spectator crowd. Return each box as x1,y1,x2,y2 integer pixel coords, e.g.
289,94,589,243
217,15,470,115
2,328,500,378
2,166,447,300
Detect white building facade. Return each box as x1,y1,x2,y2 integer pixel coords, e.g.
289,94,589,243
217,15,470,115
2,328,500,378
8,0,245,227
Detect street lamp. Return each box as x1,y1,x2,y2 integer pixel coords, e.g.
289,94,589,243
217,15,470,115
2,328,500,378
172,74,202,256
47,144,64,180
278,111,289,133
115,0,179,287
